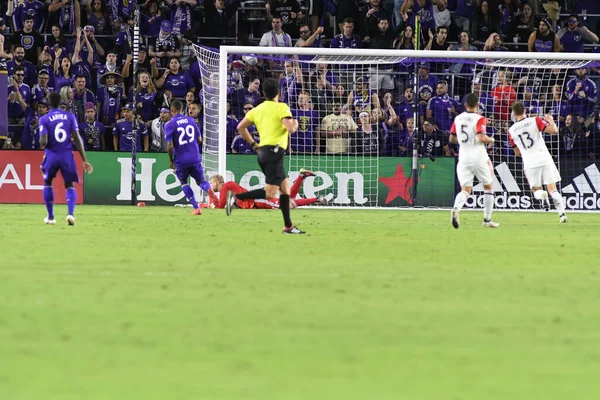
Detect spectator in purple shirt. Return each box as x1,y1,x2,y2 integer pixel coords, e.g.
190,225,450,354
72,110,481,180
155,57,195,100
558,14,599,54
330,18,363,49
53,48,74,92
7,66,31,123
566,67,598,125
129,71,158,124
426,81,458,133
292,91,320,154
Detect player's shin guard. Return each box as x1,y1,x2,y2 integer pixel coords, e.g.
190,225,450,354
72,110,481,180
453,190,469,211
550,190,565,215
199,180,211,193
181,185,199,209
43,186,54,219
278,194,293,229
483,190,494,220
66,187,76,216
236,188,266,200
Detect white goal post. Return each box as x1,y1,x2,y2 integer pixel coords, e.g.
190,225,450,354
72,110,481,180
194,44,600,210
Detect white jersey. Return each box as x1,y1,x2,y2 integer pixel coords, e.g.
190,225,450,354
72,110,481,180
450,112,489,164
508,116,553,168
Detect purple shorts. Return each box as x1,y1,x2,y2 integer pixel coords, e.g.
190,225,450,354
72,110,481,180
174,163,206,185
41,151,79,184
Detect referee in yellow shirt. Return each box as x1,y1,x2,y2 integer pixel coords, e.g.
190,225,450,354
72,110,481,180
231,77,304,234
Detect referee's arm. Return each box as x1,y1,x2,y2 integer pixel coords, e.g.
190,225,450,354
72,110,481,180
237,117,260,151
281,117,298,134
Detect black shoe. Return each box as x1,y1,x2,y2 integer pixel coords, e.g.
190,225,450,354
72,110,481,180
225,190,234,216
282,225,306,234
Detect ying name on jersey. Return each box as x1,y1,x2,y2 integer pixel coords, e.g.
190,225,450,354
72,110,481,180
49,114,68,122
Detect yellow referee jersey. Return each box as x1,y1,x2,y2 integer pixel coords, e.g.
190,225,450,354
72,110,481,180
245,100,292,150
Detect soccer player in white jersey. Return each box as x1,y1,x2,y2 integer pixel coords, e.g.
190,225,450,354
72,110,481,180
449,93,499,228
508,102,567,223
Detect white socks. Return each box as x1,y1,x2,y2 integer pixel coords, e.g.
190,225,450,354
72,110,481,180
484,190,494,220
453,190,469,210
550,190,565,215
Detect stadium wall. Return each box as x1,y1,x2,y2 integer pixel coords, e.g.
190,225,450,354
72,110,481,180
0,151,83,204
82,153,455,207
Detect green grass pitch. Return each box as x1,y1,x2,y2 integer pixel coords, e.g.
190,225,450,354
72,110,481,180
1,205,600,400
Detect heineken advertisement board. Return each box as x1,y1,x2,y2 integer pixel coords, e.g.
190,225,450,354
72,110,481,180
83,153,456,207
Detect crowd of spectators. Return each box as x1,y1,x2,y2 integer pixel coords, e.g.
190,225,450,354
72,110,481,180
0,0,599,160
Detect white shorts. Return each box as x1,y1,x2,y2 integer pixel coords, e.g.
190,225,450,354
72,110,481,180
524,163,561,188
456,158,494,187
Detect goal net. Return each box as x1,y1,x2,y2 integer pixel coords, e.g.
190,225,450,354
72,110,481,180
194,45,600,211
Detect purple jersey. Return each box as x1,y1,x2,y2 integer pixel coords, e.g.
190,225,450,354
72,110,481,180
39,109,79,153
292,108,319,153
427,95,458,131
12,0,46,32
163,72,194,98
164,114,202,166
329,34,362,48
412,0,435,31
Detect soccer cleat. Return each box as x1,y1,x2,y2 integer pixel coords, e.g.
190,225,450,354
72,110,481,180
559,213,568,223
482,219,500,228
66,215,75,226
44,217,56,225
192,207,202,215
318,195,329,205
299,168,316,177
451,208,460,229
225,190,234,216
282,225,306,234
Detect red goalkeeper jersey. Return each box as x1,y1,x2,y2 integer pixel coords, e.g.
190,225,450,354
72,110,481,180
214,182,255,209
491,85,517,120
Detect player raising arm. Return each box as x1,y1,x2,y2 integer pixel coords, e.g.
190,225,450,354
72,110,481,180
39,92,93,226
508,102,567,223
164,99,215,215
232,77,304,234
449,93,499,228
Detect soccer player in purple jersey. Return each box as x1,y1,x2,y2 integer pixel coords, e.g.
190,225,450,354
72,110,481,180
39,92,93,226
164,100,214,216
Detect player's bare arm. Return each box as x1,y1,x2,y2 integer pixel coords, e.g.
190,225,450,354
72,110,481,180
477,133,495,144
282,117,298,134
237,117,260,151
143,135,149,152
167,141,174,169
449,133,458,144
543,114,559,135
71,130,93,174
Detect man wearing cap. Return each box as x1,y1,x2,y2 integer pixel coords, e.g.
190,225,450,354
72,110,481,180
80,102,106,151
80,25,105,66
32,69,54,105
114,103,149,152
149,107,172,152
149,20,181,68
528,17,560,53
558,14,599,54
20,98,49,150
121,46,158,93
96,51,120,87
319,100,358,154
7,65,32,123
97,71,125,126
417,63,438,124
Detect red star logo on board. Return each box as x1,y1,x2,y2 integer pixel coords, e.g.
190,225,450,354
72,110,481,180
378,164,416,205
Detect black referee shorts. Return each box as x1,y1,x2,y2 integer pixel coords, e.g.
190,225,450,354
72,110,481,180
257,145,286,186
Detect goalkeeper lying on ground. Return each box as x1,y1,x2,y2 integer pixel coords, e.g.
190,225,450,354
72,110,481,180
206,168,328,209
